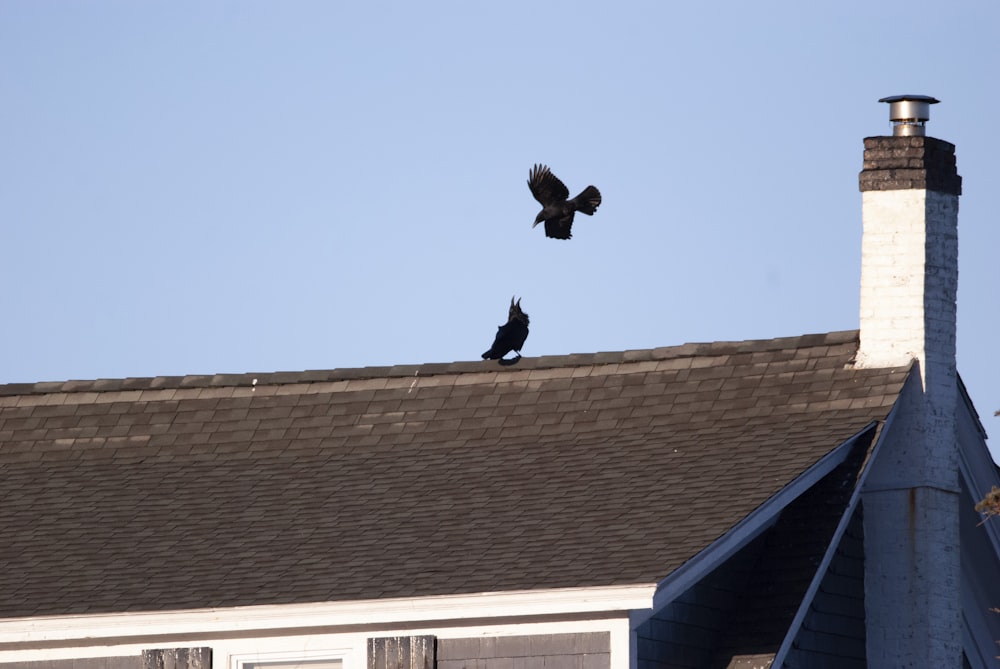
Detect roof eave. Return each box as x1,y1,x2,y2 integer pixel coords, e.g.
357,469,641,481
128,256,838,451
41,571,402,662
637,419,884,629
0,584,656,650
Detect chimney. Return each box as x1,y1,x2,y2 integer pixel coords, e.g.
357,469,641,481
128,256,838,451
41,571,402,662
858,96,963,666
856,95,962,373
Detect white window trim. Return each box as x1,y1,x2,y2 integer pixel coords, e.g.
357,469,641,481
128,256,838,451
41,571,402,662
232,647,351,669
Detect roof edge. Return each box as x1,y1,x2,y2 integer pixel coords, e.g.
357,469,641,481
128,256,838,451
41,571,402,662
772,419,887,664
0,330,862,396
639,420,882,626
0,584,656,648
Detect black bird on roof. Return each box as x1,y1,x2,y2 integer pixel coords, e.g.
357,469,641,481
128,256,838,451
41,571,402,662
482,297,530,361
528,164,602,240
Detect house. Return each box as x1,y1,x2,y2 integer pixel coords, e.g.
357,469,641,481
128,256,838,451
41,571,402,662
0,96,997,669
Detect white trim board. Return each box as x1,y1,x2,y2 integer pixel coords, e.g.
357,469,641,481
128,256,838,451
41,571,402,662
0,584,655,648
0,617,634,669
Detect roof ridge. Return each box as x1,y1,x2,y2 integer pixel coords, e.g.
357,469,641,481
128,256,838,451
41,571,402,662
0,330,861,397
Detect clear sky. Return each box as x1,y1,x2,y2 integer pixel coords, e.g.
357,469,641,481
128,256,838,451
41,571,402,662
2,2,998,457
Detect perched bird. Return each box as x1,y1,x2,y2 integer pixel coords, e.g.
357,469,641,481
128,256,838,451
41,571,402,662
528,164,602,240
482,297,530,361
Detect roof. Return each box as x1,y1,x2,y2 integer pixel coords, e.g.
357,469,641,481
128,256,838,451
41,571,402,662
0,330,909,619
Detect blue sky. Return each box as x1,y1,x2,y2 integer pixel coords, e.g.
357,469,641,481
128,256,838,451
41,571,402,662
2,2,998,456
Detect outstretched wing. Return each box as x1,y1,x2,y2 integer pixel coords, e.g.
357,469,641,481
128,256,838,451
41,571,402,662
528,164,569,207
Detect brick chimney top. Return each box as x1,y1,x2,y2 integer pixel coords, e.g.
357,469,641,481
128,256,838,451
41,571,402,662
879,94,940,136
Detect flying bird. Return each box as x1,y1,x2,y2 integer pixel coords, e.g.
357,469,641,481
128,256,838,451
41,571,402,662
482,297,530,361
528,164,602,240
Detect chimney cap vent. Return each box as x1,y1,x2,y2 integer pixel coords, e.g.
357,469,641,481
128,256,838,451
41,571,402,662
878,95,940,136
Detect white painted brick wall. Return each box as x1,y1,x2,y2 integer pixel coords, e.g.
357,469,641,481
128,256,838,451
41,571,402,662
857,187,962,667
857,189,959,376
863,485,961,667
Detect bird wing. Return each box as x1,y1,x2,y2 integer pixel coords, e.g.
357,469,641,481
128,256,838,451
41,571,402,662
483,323,515,359
528,164,569,206
544,216,574,240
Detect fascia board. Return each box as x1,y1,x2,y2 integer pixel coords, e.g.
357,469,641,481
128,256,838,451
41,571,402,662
770,414,891,666
637,420,882,628
0,584,656,647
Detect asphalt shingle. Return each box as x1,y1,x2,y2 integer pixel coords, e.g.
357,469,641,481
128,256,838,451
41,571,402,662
0,330,909,618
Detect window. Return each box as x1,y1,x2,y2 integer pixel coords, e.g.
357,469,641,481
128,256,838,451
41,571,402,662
244,661,342,669
234,650,346,669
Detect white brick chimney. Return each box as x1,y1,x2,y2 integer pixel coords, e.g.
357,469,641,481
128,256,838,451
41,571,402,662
857,95,964,667
857,95,962,378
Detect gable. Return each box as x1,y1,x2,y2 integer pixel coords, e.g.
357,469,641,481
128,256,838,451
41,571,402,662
636,424,875,668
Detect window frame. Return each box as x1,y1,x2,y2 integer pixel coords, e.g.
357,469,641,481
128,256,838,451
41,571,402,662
231,647,350,669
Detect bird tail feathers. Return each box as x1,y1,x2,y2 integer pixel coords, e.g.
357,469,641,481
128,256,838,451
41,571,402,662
572,186,602,215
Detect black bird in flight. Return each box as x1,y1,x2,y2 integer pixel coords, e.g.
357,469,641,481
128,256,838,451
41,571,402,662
482,297,530,361
528,164,601,240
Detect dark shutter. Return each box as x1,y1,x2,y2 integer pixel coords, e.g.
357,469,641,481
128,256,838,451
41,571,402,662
368,636,436,669
142,648,212,669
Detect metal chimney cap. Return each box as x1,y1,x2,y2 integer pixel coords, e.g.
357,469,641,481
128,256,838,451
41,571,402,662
878,95,940,136
878,94,940,104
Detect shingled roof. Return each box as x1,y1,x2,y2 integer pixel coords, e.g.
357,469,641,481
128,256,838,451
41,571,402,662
0,330,909,619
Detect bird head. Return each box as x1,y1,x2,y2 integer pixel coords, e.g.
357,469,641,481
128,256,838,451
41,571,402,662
509,296,529,326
